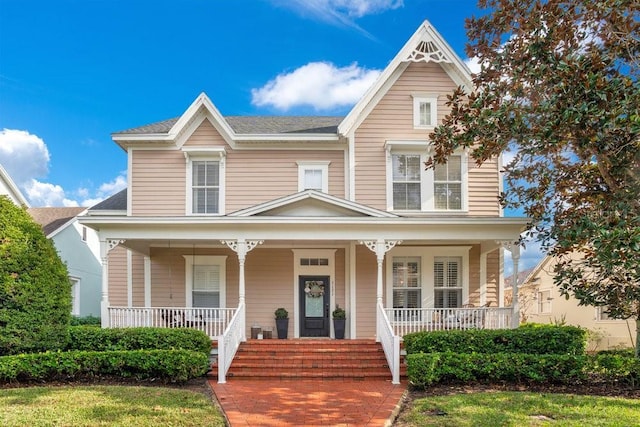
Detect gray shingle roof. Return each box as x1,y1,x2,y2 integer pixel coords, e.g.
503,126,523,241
114,116,343,136
90,189,127,211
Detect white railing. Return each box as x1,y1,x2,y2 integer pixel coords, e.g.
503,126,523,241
377,301,401,384
217,301,245,384
385,307,513,336
107,307,236,338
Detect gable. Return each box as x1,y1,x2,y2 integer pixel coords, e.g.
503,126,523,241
182,118,228,148
254,198,369,217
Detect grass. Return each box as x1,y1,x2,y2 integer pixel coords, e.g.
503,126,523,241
0,385,225,427
399,391,640,427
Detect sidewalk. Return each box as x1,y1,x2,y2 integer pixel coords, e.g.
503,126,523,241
209,379,407,426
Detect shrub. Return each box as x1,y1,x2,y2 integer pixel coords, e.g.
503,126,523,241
0,349,209,383
587,353,640,386
70,315,101,326
66,326,211,356
0,196,71,355
403,325,586,355
407,352,588,388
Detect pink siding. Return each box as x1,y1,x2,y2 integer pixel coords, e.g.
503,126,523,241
182,119,227,147
353,61,500,215
355,245,378,339
131,252,145,307
131,150,186,216
486,250,500,305
108,246,128,306
226,150,345,213
334,249,346,311
468,245,481,304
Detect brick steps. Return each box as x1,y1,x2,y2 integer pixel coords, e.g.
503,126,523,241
209,339,406,381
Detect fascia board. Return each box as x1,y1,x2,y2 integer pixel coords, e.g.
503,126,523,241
234,134,340,142
0,164,30,207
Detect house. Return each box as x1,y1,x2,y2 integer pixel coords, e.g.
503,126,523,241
29,207,102,318
507,255,636,351
0,163,29,206
80,20,529,383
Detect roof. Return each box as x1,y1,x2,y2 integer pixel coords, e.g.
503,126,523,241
90,188,127,211
115,116,343,136
28,207,86,236
504,267,535,288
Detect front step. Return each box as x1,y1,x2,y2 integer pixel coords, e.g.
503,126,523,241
209,339,407,381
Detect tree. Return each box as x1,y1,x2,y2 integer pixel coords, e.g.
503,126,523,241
0,196,71,355
430,0,640,354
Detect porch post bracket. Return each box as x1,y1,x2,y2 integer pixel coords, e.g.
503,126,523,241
107,239,125,252
497,240,521,329
221,239,264,256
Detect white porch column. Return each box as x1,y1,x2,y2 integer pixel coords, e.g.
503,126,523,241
361,239,401,340
100,239,125,328
222,239,263,340
499,241,521,328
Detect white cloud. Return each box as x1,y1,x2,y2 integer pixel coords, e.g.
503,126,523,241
464,56,482,75
252,61,381,111
0,129,50,186
0,128,126,207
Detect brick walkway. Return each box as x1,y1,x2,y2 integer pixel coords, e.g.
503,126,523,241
209,379,407,426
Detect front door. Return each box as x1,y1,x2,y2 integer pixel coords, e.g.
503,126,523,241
299,276,330,337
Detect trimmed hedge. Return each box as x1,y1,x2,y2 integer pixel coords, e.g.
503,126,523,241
403,325,587,355
66,326,211,356
407,352,588,387
587,353,640,386
0,349,209,383
70,315,101,326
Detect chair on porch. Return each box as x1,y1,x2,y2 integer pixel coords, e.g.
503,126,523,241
162,309,185,328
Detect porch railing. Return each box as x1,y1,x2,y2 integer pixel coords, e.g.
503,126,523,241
217,301,245,384
377,301,401,384
107,307,236,338
385,307,513,336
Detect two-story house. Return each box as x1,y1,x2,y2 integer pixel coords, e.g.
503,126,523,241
81,20,528,383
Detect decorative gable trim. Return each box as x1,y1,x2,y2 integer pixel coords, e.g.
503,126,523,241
228,190,398,218
338,19,473,136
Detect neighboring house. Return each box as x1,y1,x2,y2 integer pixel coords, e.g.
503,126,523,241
80,21,529,382
29,207,102,318
507,255,636,351
0,163,29,206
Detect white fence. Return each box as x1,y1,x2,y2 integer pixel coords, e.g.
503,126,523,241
385,307,513,336
217,302,245,384
107,307,236,338
377,301,400,384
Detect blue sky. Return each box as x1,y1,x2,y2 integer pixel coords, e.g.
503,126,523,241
0,1,541,270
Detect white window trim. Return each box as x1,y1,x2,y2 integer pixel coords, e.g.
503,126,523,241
70,276,80,316
385,246,471,308
385,143,468,213
412,94,438,129
537,289,553,314
183,255,227,308
184,149,226,215
595,306,622,322
297,161,330,193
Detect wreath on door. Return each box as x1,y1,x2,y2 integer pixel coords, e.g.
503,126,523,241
304,281,325,298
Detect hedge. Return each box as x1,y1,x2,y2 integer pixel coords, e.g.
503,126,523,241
66,326,211,356
403,325,587,355
70,315,101,326
0,349,209,383
407,352,588,387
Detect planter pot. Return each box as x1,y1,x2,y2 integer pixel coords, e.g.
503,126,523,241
333,319,346,339
275,318,289,339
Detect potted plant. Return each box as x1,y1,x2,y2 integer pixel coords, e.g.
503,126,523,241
332,305,346,339
274,307,289,339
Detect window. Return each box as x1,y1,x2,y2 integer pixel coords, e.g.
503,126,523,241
596,306,619,321
413,95,438,128
537,290,552,314
297,161,329,192
434,257,462,308
434,155,462,210
300,258,329,266
392,257,421,309
392,154,421,210
184,255,226,308
70,278,80,316
191,160,220,214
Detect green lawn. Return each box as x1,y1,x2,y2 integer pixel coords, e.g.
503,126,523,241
0,385,225,427
398,391,640,427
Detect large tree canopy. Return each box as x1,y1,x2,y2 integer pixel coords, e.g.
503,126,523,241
430,0,639,352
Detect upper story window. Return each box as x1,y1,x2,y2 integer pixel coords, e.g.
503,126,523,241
297,161,330,193
413,95,438,128
392,154,421,210
385,142,467,213
434,155,462,210
192,160,220,214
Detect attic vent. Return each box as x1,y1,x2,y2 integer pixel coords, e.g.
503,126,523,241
300,258,329,266
405,41,452,63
